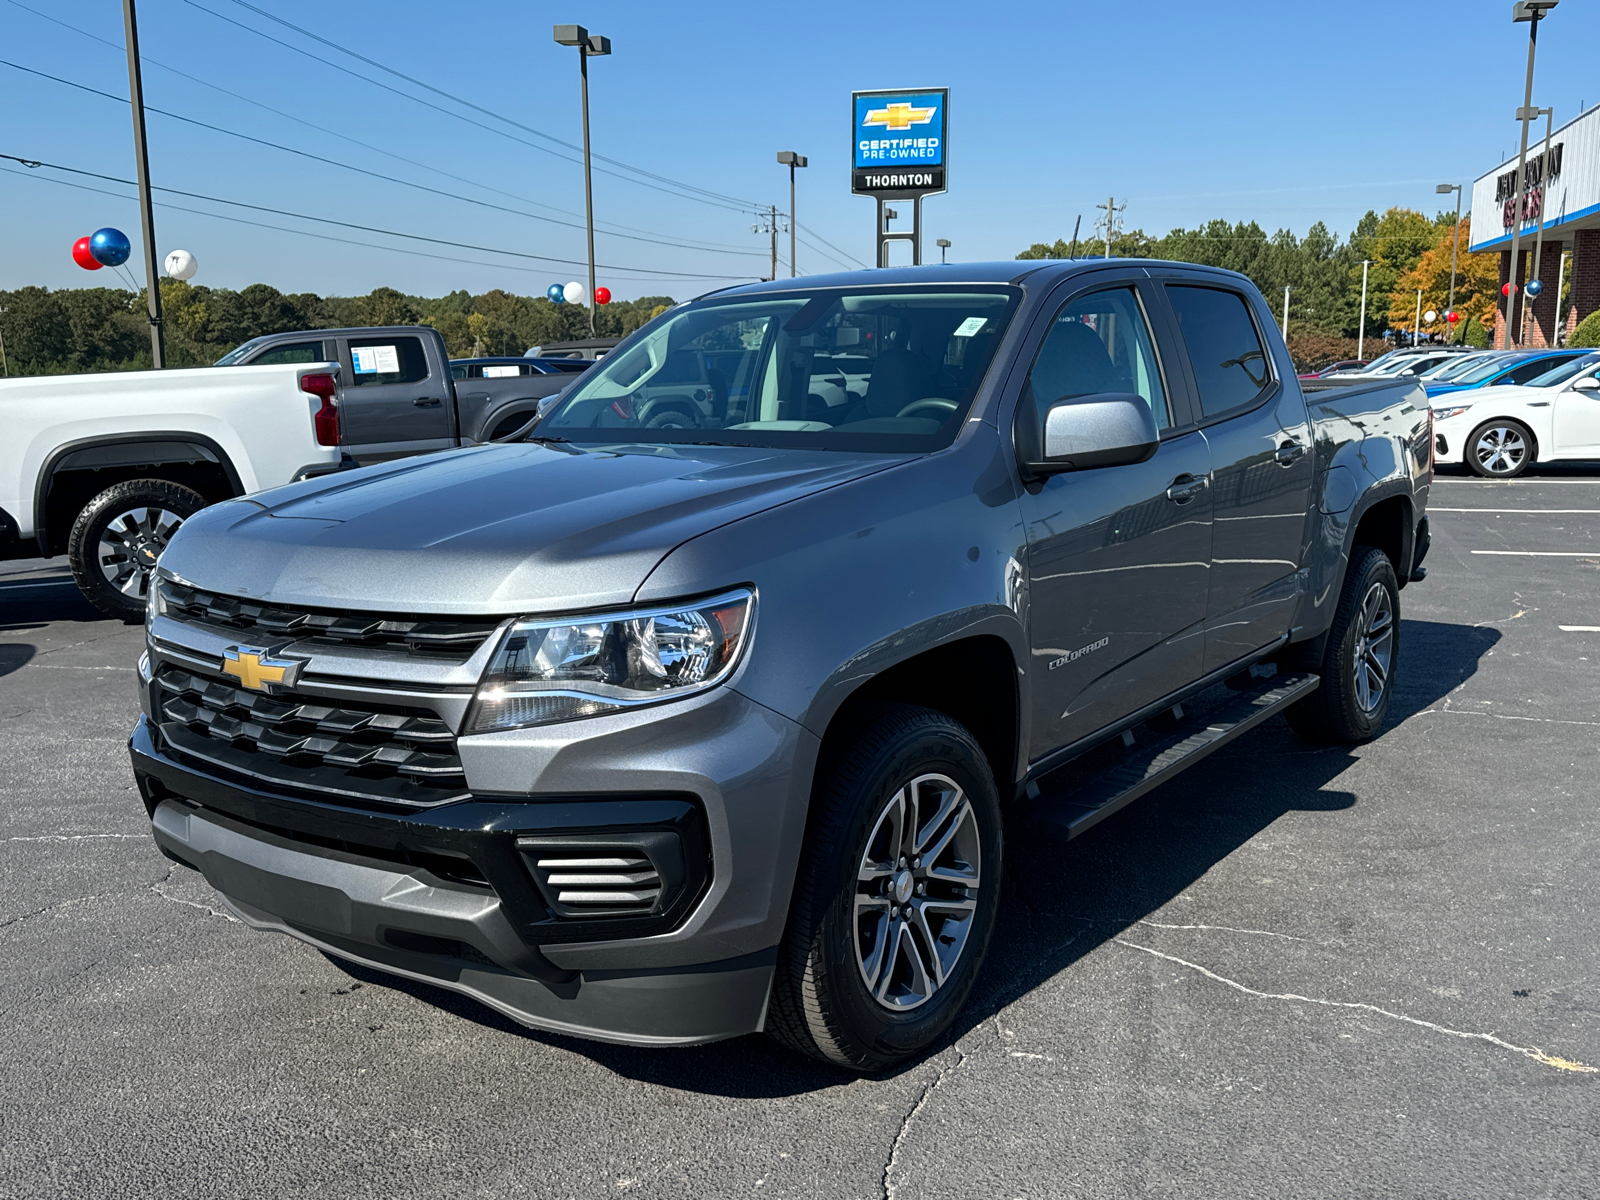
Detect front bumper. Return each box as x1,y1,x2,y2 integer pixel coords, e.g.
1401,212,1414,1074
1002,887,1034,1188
131,714,790,1045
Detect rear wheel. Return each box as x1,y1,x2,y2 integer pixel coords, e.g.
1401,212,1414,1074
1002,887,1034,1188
1466,418,1534,478
767,706,1002,1071
67,479,206,621
1287,546,1400,743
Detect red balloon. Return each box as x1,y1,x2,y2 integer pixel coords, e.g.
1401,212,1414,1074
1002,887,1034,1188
72,236,103,271
594,286,612,305
1446,310,1460,323
1501,282,1516,296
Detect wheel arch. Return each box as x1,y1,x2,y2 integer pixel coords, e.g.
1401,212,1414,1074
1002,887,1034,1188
33,432,244,556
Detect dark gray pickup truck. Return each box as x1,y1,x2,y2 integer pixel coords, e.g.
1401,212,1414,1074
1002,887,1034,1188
218,325,572,462
131,261,1430,1070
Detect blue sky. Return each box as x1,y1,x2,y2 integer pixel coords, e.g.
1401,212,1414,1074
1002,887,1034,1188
3,0,1596,303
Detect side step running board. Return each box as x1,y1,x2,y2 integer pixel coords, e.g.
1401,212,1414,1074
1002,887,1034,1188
1026,672,1320,841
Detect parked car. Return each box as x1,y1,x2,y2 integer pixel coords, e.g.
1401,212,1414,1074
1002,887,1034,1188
1425,348,1591,397
449,356,593,381
1432,352,1600,477
525,336,623,361
131,260,1430,1069
0,361,343,619
218,326,571,462
1298,358,1368,379
1417,350,1508,381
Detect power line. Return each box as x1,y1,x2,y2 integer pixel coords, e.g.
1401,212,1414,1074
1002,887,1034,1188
0,154,756,280
796,220,869,269
1,0,758,255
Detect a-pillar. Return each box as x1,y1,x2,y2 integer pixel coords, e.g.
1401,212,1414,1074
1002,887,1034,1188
1523,239,1563,347
1567,229,1600,339
1494,248,1530,348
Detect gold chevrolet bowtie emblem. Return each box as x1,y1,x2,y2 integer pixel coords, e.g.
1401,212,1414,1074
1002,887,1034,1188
862,102,937,132
220,645,305,693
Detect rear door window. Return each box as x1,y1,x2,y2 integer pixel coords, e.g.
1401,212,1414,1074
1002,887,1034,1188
1504,355,1580,385
248,340,325,366
1166,285,1273,416
348,337,429,387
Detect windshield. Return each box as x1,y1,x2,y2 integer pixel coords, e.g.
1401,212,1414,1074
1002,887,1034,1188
1524,353,1600,388
1455,355,1531,384
1426,353,1500,381
214,337,269,366
540,286,1021,452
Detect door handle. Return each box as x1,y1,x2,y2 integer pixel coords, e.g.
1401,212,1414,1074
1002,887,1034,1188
1165,474,1207,504
412,396,443,407
1275,440,1306,466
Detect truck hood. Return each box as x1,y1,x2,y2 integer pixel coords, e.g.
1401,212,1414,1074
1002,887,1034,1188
161,441,909,615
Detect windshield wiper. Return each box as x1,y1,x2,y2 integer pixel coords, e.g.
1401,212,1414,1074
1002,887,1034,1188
527,435,571,443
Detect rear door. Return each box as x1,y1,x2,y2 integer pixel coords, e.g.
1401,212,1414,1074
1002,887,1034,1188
1158,279,1315,674
1018,275,1213,759
338,333,454,463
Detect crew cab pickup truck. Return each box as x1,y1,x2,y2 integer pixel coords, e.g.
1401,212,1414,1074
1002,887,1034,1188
0,361,343,620
217,325,571,461
130,261,1431,1070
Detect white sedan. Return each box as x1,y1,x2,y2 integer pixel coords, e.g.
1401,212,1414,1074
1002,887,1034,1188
1431,353,1600,477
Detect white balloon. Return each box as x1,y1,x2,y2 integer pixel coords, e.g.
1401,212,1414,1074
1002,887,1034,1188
563,280,586,305
1424,310,1438,324
164,249,198,281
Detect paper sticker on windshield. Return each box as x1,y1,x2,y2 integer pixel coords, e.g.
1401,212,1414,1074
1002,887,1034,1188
352,345,400,374
482,364,521,378
953,317,988,338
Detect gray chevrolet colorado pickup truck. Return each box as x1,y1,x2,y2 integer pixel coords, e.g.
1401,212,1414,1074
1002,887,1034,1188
130,261,1430,1070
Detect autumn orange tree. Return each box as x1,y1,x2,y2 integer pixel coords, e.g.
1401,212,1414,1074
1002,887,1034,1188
1389,217,1499,343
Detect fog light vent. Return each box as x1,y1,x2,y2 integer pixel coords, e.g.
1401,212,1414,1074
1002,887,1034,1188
539,852,661,908
517,831,686,919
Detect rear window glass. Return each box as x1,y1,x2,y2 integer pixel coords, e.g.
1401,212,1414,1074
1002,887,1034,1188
248,341,325,366
1167,286,1272,416
348,337,428,387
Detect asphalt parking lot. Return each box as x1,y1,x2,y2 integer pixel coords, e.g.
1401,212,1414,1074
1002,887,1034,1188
2,468,1597,1200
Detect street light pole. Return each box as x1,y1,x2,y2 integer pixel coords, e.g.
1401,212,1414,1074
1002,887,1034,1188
553,24,610,337
936,238,951,263
1358,259,1371,360
1437,182,1463,341
1505,0,1557,348
1555,249,1570,344
1522,106,1555,345
1414,289,1424,346
1282,286,1291,342
122,0,165,368
776,152,807,278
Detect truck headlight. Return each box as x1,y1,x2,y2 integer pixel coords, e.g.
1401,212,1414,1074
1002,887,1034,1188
1432,404,1473,422
465,589,753,733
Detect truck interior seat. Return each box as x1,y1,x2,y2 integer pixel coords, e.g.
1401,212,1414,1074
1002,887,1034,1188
1031,322,1120,406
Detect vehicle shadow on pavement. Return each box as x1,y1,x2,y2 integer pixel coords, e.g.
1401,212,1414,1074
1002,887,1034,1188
330,617,1500,1096
0,581,109,632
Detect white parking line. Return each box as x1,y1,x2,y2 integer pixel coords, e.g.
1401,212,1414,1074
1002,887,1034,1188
1470,551,1600,557
1431,508,1600,514
1559,625,1600,632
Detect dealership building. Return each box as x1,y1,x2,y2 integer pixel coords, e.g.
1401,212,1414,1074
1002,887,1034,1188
1470,102,1600,346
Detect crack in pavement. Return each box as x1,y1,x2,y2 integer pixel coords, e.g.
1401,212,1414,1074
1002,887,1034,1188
0,892,112,933
3,833,145,844
883,1042,969,1199
1136,920,1310,942
1114,937,1597,1074
149,864,239,923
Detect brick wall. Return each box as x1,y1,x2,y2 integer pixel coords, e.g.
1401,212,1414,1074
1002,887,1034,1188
1524,240,1563,347
1570,229,1600,336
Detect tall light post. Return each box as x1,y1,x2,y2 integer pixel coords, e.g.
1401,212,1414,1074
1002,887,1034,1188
776,152,806,278
1437,182,1463,341
1358,258,1372,360
1522,106,1555,346
1281,286,1292,342
1414,289,1424,346
936,238,951,263
1505,0,1558,348
122,0,165,368
553,24,610,336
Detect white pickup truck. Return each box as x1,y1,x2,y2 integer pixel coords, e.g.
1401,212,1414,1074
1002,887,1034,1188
0,361,343,620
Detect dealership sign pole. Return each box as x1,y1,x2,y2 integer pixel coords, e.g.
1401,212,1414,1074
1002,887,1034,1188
852,88,948,267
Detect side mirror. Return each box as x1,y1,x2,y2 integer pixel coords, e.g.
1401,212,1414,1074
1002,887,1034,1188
1016,391,1160,480
1572,376,1600,392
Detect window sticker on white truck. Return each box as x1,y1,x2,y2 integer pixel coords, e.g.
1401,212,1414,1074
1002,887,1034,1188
482,365,521,378
352,345,400,374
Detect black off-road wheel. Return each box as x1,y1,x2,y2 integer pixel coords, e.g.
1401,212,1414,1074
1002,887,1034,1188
1287,546,1400,743
767,705,1003,1071
67,479,206,622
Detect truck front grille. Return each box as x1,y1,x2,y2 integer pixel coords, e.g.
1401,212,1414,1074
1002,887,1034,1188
152,663,468,807
159,581,501,660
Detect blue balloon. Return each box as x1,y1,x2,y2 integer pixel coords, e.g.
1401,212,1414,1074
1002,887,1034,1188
89,227,132,267
1525,279,1544,298
546,284,566,304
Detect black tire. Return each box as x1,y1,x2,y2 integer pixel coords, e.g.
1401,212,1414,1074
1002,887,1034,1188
1286,547,1400,744
644,406,698,430
67,478,207,622
767,705,1002,1071
1465,417,1535,478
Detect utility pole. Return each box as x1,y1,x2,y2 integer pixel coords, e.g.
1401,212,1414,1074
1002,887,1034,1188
553,25,611,336
1358,259,1371,360
1437,182,1463,341
1505,1,1557,347
1095,197,1124,259
776,152,807,278
122,0,164,368
769,204,778,282
1523,106,1555,345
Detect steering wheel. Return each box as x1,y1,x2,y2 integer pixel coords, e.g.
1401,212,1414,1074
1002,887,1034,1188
896,397,959,419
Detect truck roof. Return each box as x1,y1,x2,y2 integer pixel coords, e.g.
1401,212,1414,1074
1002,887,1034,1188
701,259,1257,300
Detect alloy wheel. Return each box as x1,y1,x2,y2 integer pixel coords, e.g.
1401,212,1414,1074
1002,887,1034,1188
97,505,183,599
1351,580,1394,715
1473,424,1528,475
854,772,982,1011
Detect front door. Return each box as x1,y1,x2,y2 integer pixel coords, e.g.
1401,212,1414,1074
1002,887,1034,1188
1162,282,1315,673
339,334,454,463
1554,378,1600,455
1020,283,1213,761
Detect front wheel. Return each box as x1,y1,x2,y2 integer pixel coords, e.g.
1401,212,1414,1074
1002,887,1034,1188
67,479,206,621
1466,418,1534,478
1287,546,1400,743
767,705,1002,1071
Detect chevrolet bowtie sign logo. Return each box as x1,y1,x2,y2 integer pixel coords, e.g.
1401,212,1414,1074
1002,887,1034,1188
221,645,306,693
861,102,937,132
